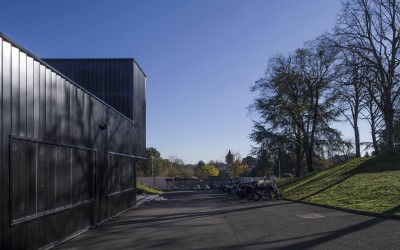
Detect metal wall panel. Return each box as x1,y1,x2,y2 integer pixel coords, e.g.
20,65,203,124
26,57,34,138
19,52,27,138
43,59,146,133
134,62,147,157
11,46,19,136
39,65,46,139
1,33,145,249
44,58,147,159
33,61,40,139
2,39,12,250
0,36,3,248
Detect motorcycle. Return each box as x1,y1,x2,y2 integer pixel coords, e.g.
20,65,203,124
252,182,282,201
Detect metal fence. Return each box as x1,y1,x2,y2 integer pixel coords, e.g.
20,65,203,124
137,178,232,191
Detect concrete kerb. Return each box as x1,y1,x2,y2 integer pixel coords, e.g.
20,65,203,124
136,194,160,207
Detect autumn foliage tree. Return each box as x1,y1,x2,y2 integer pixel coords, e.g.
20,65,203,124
229,160,245,178
201,164,220,177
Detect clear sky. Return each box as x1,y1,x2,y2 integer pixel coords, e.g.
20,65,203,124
1,0,357,164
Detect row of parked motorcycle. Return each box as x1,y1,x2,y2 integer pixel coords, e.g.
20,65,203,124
219,179,282,201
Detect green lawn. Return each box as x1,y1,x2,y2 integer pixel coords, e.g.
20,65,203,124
136,182,164,195
278,153,400,216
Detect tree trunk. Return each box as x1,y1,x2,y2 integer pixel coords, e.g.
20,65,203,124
307,85,320,173
354,124,361,157
371,129,379,155
385,118,395,153
305,149,314,173
295,145,302,177
353,90,361,157
383,103,395,153
367,98,380,155
303,139,314,173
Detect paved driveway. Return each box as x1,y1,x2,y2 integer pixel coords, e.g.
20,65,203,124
56,190,400,250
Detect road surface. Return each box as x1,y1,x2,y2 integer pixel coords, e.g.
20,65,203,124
56,190,400,250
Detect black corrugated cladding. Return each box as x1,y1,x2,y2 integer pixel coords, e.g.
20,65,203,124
43,59,146,122
43,58,146,157
0,33,146,249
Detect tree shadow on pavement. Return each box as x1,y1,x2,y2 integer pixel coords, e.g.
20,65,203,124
55,191,400,250
101,199,293,229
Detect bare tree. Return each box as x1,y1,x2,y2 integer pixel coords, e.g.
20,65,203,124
361,80,385,154
295,37,343,173
335,0,400,153
334,51,368,157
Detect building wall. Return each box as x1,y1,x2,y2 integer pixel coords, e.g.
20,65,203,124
43,59,146,122
0,34,146,249
43,58,146,158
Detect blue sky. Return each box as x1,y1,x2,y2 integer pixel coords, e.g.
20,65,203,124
1,0,357,164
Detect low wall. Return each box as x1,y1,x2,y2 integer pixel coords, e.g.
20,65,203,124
137,177,175,190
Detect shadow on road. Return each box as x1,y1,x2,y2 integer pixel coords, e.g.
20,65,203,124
56,190,400,250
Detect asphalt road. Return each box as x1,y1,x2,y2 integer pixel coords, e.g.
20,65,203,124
56,190,400,250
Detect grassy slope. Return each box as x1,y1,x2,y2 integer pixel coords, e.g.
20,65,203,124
136,182,164,195
278,153,400,216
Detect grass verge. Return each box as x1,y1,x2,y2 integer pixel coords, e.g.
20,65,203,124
136,182,164,195
278,153,400,216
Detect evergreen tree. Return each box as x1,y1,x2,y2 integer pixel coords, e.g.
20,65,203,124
225,150,234,164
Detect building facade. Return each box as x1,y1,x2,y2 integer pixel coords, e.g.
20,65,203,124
0,33,146,249
43,58,146,122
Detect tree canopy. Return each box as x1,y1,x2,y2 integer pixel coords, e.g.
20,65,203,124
201,164,220,177
249,0,400,176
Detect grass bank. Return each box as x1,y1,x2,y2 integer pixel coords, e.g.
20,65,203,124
278,153,400,216
136,182,164,195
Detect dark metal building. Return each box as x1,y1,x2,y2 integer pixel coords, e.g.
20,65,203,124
43,59,146,122
0,33,146,249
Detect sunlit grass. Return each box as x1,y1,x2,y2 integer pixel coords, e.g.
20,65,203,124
136,182,164,195
278,153,400,216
